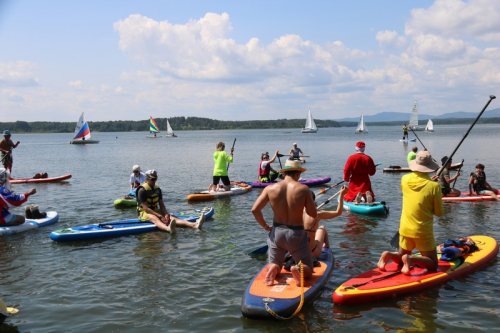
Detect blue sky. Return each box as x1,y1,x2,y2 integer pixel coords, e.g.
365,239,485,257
1,0,499,122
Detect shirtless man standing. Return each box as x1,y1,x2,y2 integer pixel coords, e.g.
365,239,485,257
251,160,317,286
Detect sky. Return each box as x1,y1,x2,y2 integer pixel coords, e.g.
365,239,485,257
0,0,499,122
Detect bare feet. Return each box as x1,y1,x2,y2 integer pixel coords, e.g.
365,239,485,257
290,265,301,285
194,213,205,229
401,254,411,275
168,219,177,233
377,251,389,271
366,191,373,203
265,264,279,286
354,192,362,204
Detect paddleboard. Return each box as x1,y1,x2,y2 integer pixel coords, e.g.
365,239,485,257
343,201,389,216
187,182,252,202
241,248,334,319
333,235,498,305
383,162,463,173
248,177,331,188
49,207,214,241
113,196,136,208
443,192,499,202
399,139,416,143
0,211,59,236
9,174,72,184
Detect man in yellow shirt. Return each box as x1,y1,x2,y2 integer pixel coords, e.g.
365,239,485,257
378,150,443,275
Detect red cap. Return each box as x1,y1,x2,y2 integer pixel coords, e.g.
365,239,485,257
355,141,366,148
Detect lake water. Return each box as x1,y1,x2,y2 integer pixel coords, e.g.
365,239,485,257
1,124,499,332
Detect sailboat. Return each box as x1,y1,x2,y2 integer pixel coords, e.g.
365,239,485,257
69,112,99,144
408,100,424,131
165,119,177,137
425,119,434,132
147,116,161,138
355,114,367,133
301,109,318,133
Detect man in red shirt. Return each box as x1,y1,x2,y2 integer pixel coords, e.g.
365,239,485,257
343,141,376,203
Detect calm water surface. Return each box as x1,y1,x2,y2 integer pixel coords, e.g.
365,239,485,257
1,124,499,332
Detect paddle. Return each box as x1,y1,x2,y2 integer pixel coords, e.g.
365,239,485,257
277,153,310,158
247,184,345,257
451,159,465,189
227,138,236,171
390,95,496,249
409,127,429,151
314,180,345,198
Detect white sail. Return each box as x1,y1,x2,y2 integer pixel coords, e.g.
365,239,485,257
355,114,367,133
425,119,434,132
409,100,423,130
301,109,318,133
166,119,177,137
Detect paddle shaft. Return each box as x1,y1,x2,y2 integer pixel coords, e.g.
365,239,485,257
409,128,428,151
451,159,465,188
315,180,345,197
227,138,237,171
316,188,343,210
438,95,496,177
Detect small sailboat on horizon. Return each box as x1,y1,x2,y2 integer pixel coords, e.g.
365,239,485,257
301,109,318,133
70,112,99,144
409,100,424,131
425,119,434,132
165,119,177,137
355,114,368,133
147,116,162,138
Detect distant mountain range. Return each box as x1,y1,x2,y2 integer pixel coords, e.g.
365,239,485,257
336,108,500,122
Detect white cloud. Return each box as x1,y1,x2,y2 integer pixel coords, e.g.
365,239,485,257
0,61,38,87
376,30,406,48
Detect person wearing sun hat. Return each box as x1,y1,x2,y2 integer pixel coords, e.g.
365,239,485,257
377,150,443,276
0,130,20,174
0,168,37,226
136,170,205,233
343,141,377,203
252,159,316,286
129,164,146,190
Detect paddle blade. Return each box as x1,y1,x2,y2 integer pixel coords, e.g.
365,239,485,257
390,231,399,249
248,245,268,258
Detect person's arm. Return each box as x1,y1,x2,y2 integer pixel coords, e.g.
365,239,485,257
304,188,317,219
251,189,272,232
13,141,20,148
269,150,279,163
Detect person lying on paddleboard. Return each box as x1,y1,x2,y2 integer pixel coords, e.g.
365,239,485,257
343,141,376,204
377,151,443,275
0,130,20,174
288,143,305,162
251,160,316,286
258,150,280,183
438,156,461,197
137,170,205,233
469,163,499,200
208,141,233,192
0,168,37,226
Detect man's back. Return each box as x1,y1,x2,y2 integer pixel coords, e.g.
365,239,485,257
266,177,316,226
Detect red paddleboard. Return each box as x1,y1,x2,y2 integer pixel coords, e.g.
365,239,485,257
443,192,499,202
10,174,72,184
333,235,498,305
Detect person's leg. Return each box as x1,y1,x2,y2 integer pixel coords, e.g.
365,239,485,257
171,214,205,229
365,191,374,203
312,226,327,258
221,176,231,191
401,249,438,275
147,214,175,233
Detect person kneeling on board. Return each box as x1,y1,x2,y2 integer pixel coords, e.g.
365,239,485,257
377,151,443,275
251,160,316,286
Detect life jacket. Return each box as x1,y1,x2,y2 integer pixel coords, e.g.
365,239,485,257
471,172,487,192
136,182,162,214
258,161,270,177
440,237,478,261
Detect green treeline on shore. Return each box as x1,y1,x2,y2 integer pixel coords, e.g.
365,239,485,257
1,116,499,133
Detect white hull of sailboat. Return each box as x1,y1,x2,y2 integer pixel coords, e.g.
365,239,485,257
70,139,100,144
301,128,317,133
